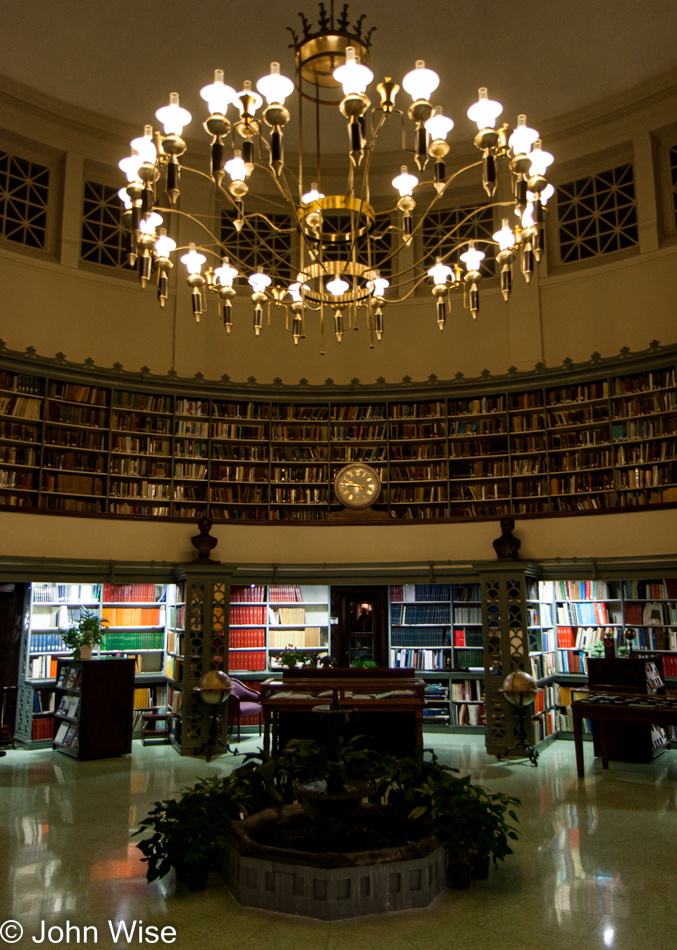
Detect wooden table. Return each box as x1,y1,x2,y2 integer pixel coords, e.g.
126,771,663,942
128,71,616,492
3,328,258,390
260,670,426,755
572,693,677,777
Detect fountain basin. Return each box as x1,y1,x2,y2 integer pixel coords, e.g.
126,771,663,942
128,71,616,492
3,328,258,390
222,804,447,920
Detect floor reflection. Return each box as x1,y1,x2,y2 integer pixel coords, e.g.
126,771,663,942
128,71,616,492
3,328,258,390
0,733,676,950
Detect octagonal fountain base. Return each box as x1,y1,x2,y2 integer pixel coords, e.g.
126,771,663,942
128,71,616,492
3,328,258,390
222,804,447,920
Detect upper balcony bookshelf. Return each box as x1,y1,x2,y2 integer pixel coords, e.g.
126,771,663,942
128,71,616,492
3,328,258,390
0,357,675,522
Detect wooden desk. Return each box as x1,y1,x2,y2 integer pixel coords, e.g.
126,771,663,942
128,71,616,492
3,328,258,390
260,670,426,755
572,694,677,777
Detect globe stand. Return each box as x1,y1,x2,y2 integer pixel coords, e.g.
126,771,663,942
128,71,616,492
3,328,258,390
495,670,539,767
495,701,539,767
197,700,232,762
195,670,233,762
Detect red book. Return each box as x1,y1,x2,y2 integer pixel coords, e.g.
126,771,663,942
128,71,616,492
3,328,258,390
453,629,466,647
557,627,575,648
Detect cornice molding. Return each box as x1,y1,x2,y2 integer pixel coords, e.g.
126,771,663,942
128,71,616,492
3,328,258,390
0,339,674,399
2,64,677,159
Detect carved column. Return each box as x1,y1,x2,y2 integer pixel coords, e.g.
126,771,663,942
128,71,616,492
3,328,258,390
479,564,537,756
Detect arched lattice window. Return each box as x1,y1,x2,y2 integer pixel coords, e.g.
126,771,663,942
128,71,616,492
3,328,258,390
0,151,50,250
81,181,129,268
557,164,638,263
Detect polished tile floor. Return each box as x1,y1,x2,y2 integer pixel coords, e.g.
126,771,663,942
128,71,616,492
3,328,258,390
1,734,676,950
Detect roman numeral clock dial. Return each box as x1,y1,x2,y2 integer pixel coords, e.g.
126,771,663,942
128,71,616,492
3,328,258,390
334,464,382,510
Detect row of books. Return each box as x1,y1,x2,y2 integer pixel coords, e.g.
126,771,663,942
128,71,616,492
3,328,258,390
390,649,452,671
230,628,266,648
230,605,267,624
391,604,452,624
133,688,153,709
102,583,162,603
556,626,619,649
453,704,485,726
268,628,322,648
455,649,484,670
54,721,79,749
271,607,308,625
101,631,164,650
33,584,100,603
543,580,615,601
625,602,677,625
390,584,453,603
450,680,484,702
529,652,556,680
30,656,59,679
391,628,451,647
229,650,267,671
33,690,55,712
30,633,67,651
231,585,267,602
532,710,557,742
622,579,677,599
556,602,615,625
453,607,483,623
101,607,162,627
0,370,42,395
453,629,483,647
56,695,80,719
0,395,42,419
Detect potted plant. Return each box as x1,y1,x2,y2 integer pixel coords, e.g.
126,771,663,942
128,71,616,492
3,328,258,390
275,647,313,669
133,777,246,890
61,610,108,660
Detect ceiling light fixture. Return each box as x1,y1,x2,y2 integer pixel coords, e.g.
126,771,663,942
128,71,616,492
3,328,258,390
118,2,554,350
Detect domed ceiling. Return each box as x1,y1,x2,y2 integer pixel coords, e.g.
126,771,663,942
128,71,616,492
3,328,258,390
1,0,676,137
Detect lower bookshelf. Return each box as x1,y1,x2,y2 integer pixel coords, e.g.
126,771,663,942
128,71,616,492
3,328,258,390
53,658,135,760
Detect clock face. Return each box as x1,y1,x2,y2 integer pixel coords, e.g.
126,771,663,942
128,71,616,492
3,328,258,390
334,464,381,509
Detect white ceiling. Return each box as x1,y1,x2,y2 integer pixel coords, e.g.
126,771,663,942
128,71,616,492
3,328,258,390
2,0,677,145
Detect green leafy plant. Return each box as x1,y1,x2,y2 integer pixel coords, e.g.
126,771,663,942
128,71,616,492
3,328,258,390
61,610,108,657
351,659,379,668
275,648,313,668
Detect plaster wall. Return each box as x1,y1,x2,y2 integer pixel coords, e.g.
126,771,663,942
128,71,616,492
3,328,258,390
1,507,675,568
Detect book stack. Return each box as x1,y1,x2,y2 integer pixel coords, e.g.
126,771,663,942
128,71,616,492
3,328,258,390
229,650,266,671
230,628,266,648
103,583,160,602
230,605,266,624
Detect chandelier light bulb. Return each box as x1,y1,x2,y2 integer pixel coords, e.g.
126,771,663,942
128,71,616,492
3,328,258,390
425,107,454,141
302,182,325,204
460,242,485,272
117,187,133,210
392,165,418,197
522,203,535,229
256,62,295,105
139,211,163,235
493,218,516,251
528,140,555,177
214,260,238,288
154,230,176,260
528,183,555,205
236,81,263,114
467,87,503,130
200,69,237,114
427,258,453,285
155,93,192,135
180,243,206,275
509,115,539,155
327,274,350,296
288,282,304,303
332,46,374,96
225,150,247,182
118,151,142,184
368,275,390,298
402,60,440,102
248,269,272,294
130,126,157,165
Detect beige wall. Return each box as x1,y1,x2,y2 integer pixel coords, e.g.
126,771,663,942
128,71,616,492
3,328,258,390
1,78,677,386
2,507,675,567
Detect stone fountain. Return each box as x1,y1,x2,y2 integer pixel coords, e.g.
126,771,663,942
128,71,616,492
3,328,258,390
222,690,446,919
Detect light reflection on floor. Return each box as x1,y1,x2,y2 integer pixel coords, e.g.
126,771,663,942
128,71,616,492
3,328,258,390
1,733,676,950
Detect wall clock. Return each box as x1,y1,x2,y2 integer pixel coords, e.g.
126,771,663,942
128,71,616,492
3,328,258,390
334,463,382,510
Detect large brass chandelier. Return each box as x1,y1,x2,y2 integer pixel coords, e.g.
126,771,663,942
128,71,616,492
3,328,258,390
118,3,554,349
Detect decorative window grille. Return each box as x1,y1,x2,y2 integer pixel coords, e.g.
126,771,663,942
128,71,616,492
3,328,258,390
557,164,638,263
421,206,495,277
81,181,129,267
669,145,677,231
221,212,293,282
319,215,392,278
0,151,50,249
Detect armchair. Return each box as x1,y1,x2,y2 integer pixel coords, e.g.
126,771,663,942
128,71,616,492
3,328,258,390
228,678,262,740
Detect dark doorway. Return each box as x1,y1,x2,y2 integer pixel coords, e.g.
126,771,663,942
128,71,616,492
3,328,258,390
330,586,389,667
